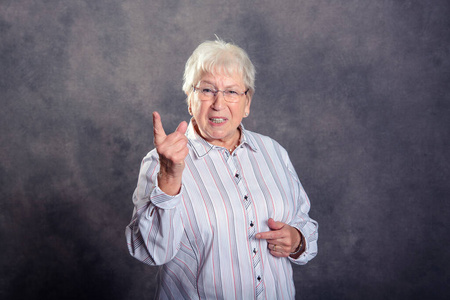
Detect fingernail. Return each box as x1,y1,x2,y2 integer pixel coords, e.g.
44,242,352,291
255,234,260,239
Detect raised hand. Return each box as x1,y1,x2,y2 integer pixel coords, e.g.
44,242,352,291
152,111,189,195
255,218,304,258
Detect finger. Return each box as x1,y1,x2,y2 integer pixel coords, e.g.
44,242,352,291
176,121,188,134
268,244,289,257
160,129,188,153
163,138,189,158
271,243,278,251
153,111,167,145
255,230,282,240
269,249,289,258
255,219,287,240
267,238,288,250
267,218,285,231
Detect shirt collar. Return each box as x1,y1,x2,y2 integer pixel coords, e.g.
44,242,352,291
186,118,258,158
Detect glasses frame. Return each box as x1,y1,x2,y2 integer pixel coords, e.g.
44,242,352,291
193,85,249,103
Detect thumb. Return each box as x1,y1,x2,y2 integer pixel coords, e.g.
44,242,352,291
176,121,188,135
268,218,285,231
153,111,167,145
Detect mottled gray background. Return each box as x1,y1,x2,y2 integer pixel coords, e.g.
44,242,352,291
1,0,449,299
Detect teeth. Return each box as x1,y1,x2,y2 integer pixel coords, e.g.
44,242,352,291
210,118,226,123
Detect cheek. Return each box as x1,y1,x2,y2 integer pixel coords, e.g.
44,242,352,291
191,100,208,117
189,97,201,112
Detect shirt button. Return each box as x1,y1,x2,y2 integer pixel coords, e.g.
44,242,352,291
250,221,254,227
253,248,257,254
244,195,248,200
235,173,240,178
257,276,261,281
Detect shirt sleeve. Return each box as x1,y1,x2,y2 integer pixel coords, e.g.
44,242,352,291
125,150,185,266
285,156,319,265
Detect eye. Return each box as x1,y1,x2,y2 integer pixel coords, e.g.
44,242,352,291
201,88,213,94
227,90,238,95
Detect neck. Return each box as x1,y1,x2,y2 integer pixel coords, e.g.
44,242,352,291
227,128,241,153
229,143,239,153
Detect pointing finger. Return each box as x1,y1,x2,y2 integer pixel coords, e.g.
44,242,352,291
153,111,167,146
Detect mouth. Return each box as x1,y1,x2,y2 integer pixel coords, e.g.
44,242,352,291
209,117,227,124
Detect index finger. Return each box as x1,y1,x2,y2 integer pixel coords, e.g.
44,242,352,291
152,111,167,145
255,230,282,240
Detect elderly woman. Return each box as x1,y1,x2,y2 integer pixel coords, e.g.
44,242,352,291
126,39,318,299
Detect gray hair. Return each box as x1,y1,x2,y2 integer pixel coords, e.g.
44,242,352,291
182,38,256,102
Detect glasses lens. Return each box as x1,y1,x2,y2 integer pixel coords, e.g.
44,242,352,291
201,88,215,98
195,86,245,102
224,90,240,102
195,86,213,100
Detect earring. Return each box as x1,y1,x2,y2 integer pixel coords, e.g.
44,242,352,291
245,112,249,117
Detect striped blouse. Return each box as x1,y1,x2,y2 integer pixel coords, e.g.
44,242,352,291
126,121,318,299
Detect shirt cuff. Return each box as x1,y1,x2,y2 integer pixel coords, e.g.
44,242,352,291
287,225,316,265
150,182,184,210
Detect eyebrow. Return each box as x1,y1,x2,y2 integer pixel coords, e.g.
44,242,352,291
199,80,241,89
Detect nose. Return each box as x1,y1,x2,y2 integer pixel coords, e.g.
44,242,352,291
215,90,227,98
211,91,226,110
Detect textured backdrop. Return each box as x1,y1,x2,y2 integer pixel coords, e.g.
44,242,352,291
1,0,449,299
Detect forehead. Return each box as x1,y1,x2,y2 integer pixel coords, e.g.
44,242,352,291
199,71,244,87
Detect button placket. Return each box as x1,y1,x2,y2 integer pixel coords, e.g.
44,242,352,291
227,155,263,297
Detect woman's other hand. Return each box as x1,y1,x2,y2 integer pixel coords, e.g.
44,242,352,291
256,218,305,258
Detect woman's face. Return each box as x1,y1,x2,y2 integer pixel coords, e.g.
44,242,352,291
189,71,251,148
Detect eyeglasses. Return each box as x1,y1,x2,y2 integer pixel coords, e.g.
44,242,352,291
193,85,249,103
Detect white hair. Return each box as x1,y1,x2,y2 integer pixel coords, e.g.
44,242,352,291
182,38,256,102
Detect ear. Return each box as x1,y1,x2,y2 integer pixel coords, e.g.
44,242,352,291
244,95,252,117
187,93,193,116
